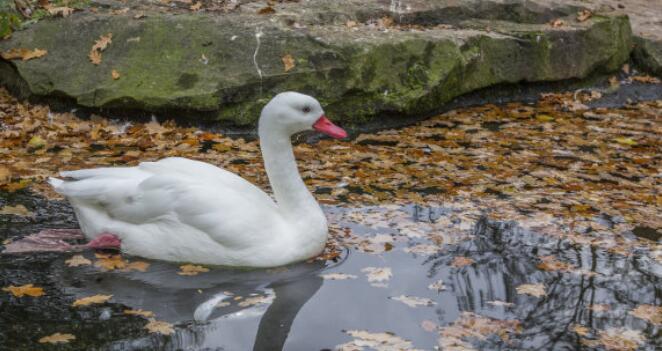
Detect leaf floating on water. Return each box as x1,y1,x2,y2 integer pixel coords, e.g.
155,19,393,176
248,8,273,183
588,328,646,351
123,261,150,272
282,54,295,72
390,295,436,308
0,48,47,61
38,332,75,344
145,319,174,335
65,255,91,267
178,264,209,276
237,294,274,307
487,300,514,307
0,204,33,217
124,309,155,318
94,254,127,271
588,304,610,313
320,273,357,280
427,280,447,292
629,305,661,325
537,255,575,272
515,283,546,298
572,324,590,336
338,330,423,351
361,267,392,287
2,284,44,297
73,294,112,307
451,256,474,268
438,312,521,350
421,320,438,332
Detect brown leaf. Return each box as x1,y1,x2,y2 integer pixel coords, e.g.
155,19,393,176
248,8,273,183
2,284,45,297
145,319,174,335
124,309,155,318
111,69,120,80
550,19,564,28
65,255,92,267
0,48,47,61
89,33,112,65
572,324,590,336
47,7,75,17
629,305,661,325
178,264,209,276
257,6,275,15
515,283,546,297
89,50,102,65
451,256,474,267
38,332,75,344
190,2,202,11
73,294,112,307
576,10,592,22
0,204,33,217
281,54,295,72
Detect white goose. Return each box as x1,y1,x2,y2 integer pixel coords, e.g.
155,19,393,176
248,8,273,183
49,92,347,267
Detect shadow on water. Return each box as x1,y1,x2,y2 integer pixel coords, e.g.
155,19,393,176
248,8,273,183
0,192,660,350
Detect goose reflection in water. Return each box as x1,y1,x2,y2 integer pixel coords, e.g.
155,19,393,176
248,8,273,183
60,254,339,351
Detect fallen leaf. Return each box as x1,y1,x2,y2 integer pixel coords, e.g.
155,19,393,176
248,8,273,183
111,70,120,80
421,320,438,332
0,166,10,184
596,328,645,351
257,6,275,15
2,284,44,297
320,273,357,280
0,204,33,217
631,75,661,84
428,280,447,292
89,33,112,65
515,283,546,297
88,50,101,65
361,267,392,287
577,10,592,22
124,261,150,272
536,114,554,122
238,294,274,307
390,295,436,308
451,256,474,267
190,2,202,11
73,294,112,307
629,305,661,325
47,7,74,17
282,54,295,72
27,135,46,149
346,20,357,28
550,19,564,28
339,330,421,351
38,332,75,344
178,264,209,276
145,319,174,335
1,48,47,61
572,324,590,336
94,254,127,271
123,309,155,318
613,137,637,146
65,255,91,267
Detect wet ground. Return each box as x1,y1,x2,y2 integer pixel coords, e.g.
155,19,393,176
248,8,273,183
1,190,660,351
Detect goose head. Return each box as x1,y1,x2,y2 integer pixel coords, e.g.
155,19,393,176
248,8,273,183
259,92,347,139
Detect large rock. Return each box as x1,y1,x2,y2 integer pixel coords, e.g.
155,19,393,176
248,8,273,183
0,0,633,125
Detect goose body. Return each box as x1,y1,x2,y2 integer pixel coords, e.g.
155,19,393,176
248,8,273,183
50,92,347,267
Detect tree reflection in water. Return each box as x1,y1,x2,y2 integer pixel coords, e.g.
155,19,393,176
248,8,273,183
425,216,660,350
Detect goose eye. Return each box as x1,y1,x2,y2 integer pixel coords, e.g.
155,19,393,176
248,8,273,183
302,106,311,113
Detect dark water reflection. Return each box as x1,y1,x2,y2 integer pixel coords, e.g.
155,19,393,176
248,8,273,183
1,196,660,350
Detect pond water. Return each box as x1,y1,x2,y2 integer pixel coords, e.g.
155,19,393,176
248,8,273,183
1,192,660,350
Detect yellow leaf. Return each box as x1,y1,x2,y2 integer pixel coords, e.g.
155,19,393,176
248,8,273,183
124,261,150,272
89,49,102,65
0,204,33,217
0,48,48,61
145,319,174,335
65,255,92,267
123,309,155,318
38,332,75,344
536,114,554,122
282,54,295,72
190,2,202,11
515,283,546,297
27,135,46,149
2,284,45,297
178,264,209,276
613,137,637,146
111,69,120,80
572,324,590,336
73,294,112,307
94,254,127,271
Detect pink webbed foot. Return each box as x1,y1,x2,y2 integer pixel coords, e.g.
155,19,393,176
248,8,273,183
86,233,122,250
2,229,86,254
